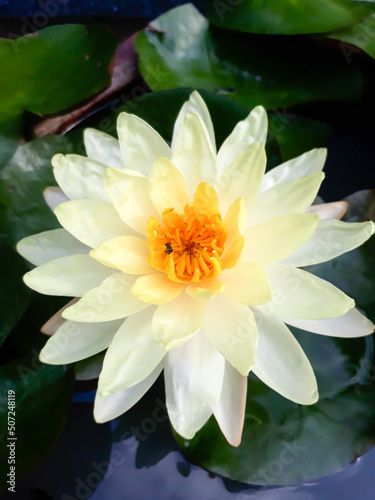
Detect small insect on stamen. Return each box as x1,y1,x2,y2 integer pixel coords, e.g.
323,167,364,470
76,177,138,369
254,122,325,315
164,242,173,254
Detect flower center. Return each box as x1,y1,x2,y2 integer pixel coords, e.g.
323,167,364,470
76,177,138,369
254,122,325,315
147,203,228,283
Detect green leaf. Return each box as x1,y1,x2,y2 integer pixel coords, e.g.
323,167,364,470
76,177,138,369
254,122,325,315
135,4,363,111
269,113,332,162
325,13,375,60
0,134,80,247
0,24,117,118
0,356,74,489
0,243,30,347
207,0,375,35
0,24,118,170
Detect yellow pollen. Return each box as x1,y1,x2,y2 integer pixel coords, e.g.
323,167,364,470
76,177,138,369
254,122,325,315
146,203,227,283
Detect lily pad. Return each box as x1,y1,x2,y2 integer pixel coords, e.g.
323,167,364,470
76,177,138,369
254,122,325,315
175,190,375,485
207,0,375,35
325,13,375,60
0,243,30,347
135,4,363,111
0,23,118,169
0,356,74,489
0,135,79,247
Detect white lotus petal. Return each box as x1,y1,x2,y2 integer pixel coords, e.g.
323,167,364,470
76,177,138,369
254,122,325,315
62,272,149,322
204,295,258,376
55,199,135,248
165,333,225,439
84,128,124,169
172,90,216,153
44,186,69,211
260,148,327,194
17,229,90,266
282,219,375,267
40,319,123,364
149,157,190,216
217,106,267,174
266,264,355,319
98,308,166,395
248,172,324,225
252,308,318,404
221,262,272,306
117,112,171,175
94,363,163,423
23,254,114,297
131,273,184,305
104,167,157,235
171,111,217,197
281,307,374,338
52,154,109,201
91,236,156,275
213,361,247,447
217,141,266,215
152,293,205,350
243,213,319,264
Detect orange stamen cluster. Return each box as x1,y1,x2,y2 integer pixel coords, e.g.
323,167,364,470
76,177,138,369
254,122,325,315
147,204,227,283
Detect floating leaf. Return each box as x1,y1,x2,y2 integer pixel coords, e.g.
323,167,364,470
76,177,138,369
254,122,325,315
0,243,30,347
0,356,74,489
325,13,375,60
207,0,375,35
135,4,363,111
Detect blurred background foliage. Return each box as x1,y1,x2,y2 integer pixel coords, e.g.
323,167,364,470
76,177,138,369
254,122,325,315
0,0,375,496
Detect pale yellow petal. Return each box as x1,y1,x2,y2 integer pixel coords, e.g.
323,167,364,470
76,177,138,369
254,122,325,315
307,201,348,220
248,172,324,225
23,255,114,297
243,213,320,263
217,141,266,215
131,273,184,305
52,153,109,201
98,307,166,395
152,293,205,350
44,186,69,211
222,197,246,269
171,111,217,197
172,91,216,153
193,182,219,213
149,157,190,215
91,236,156,275
217,105,267,174
265,264,355,319
17,228,89,266
186,278,227,300
104,167,156,234
260,148,327,193
117,112,171,175
55,199,135,248
204,296,258,376
221,262,273,305
84,128,123,169
164,333,225,439
62,272,149,322
252,307,318,405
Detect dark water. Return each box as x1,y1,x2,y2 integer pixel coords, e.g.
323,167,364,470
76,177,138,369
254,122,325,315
0,0,207,18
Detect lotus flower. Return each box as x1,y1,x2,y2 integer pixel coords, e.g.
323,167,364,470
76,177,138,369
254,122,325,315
17,92,374,446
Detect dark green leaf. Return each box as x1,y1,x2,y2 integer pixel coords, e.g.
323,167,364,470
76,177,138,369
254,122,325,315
207,0,374,35
325,13,375,60
135,4,363,111
0,356,74,489
0,243,30,347
0,134,80,247
0,24,117,118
